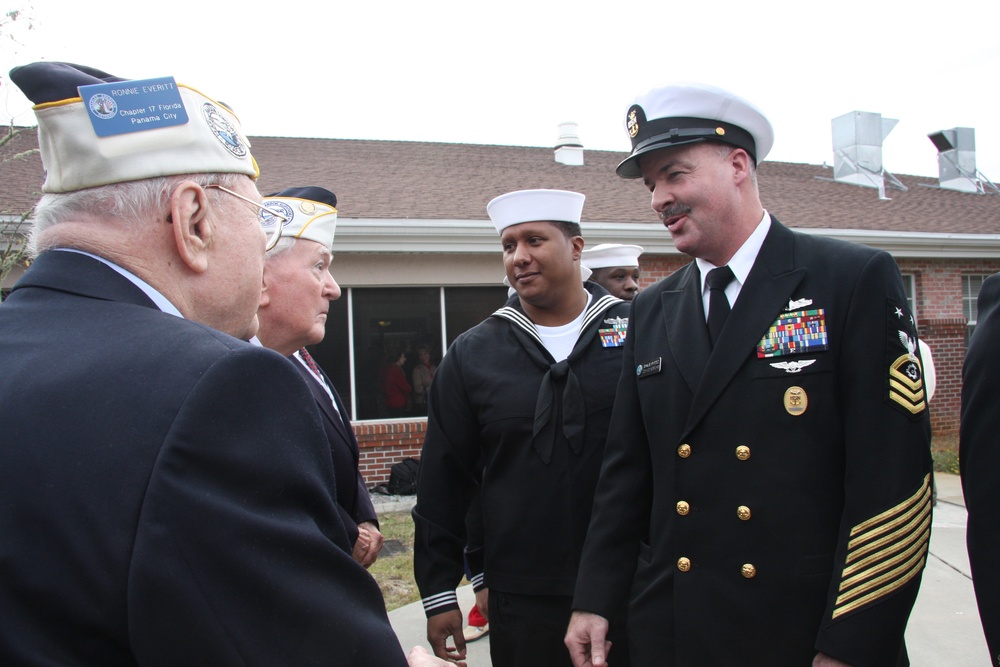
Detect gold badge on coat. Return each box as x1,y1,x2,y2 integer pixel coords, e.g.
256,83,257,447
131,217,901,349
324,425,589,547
783,386,808,416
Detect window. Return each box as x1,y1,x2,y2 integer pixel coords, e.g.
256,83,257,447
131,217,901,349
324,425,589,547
313,285,509,421
964,274,988,342
901,274,915,323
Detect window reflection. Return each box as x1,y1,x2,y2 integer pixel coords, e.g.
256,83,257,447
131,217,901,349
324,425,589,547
313,285,510,421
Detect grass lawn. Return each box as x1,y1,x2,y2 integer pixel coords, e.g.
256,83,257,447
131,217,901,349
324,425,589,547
932,431,960,474
369,510,420,611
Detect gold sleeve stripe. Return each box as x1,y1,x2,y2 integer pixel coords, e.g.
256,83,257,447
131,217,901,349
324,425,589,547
833,547,927,619
849,474,931,540
888,378,925,403
846,491,932,565
840,512,931,585
831,476,932,619
889,392,926,414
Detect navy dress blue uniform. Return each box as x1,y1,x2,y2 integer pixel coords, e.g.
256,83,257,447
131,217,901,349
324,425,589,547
0,251,407,665
960,271,1000,664
292,357,379,544
574,218,933,666
414,283,631,666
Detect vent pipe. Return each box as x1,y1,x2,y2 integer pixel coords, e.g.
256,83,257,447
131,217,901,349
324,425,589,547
555,122,584,166
829,111,906,199
927,127,999,194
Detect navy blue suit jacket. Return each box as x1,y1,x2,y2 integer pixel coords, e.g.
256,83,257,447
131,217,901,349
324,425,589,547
0,251,406,665
292,359,378,545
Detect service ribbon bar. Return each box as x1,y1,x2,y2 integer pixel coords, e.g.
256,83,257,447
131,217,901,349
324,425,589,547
757,308,829,358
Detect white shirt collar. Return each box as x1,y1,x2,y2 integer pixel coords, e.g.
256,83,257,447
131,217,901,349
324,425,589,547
696,210,771,296
54,248,184,318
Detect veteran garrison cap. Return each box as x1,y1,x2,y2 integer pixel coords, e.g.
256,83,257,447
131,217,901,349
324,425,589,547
8,61,259,193
487,189,585,235
616,82,774,179
263,186,339,250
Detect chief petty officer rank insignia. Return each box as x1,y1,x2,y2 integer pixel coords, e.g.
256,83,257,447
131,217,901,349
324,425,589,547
599,316,628,347
887,300,927,417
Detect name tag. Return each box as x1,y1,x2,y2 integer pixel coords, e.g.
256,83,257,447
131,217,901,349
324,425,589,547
637,357,662,378
80,76,188,137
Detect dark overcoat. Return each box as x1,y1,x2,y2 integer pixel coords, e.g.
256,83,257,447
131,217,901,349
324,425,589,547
0,251,406,666
960,271,1000,665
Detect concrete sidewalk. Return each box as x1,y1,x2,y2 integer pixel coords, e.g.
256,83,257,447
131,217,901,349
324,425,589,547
389,473,989,665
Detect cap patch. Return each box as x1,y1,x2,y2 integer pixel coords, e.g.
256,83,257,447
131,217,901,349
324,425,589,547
627,105,642,138
79,76,188,137
261,200,294,234
203,102,248,158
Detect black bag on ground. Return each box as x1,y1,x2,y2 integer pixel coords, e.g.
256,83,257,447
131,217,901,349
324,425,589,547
386,458,420,495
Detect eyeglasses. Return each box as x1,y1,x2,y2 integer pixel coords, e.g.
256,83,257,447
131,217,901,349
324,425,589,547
205,184,288,251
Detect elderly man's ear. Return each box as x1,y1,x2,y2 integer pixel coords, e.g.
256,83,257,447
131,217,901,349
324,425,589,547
169,182,213,273
259,264,273,308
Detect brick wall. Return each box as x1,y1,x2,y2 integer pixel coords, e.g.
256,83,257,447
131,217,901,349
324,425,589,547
898,258,1000,436
354,419,426,487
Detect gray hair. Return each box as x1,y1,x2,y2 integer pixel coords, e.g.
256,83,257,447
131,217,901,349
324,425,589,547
266,236,297,259
714,143,759,191
29,172,247,255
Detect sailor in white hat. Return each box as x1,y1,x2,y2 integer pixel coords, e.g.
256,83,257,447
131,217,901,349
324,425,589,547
582,243,644,301
413,189,633,667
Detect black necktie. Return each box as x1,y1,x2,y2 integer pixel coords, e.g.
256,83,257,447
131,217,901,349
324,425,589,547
706,266,735,347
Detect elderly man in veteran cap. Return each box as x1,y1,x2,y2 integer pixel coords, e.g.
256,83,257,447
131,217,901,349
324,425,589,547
0,62,443,666
413,190,633,667
566,83,933,667
255,186,384,568
582,243,644,301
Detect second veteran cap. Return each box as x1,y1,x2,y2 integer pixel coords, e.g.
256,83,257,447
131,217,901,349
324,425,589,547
582,243,644,269
487,189,585,234
8,61,259,193
616,82,774,179
264,186,338,250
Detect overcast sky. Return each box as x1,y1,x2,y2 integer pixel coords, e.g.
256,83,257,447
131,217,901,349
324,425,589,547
3,0,999,181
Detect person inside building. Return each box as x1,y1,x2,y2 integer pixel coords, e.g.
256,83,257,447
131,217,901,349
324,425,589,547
960,271,1000,662
565,83,933,667
413,189,632,667
411,343,438,416
581,243,644,301
0,60,446,667
255,185,383,568
383,344,413,417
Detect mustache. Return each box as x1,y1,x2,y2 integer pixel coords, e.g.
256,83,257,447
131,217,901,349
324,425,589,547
658,203,692,224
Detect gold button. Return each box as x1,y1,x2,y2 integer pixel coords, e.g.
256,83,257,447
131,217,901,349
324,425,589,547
741,563,757,579
676,501,690,516
678,444,692,458
737,505,751,521
677,557,691,572
736,445,750,460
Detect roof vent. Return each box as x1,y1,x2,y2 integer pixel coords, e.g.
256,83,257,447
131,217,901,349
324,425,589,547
555,122,584,166
926,128,999,194
826,111,907,200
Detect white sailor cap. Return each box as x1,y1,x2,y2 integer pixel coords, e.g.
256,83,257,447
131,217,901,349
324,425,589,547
582,243,644,269
263,186,338,250
617,82,774,179
487,189,585,234
8,61,258,193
